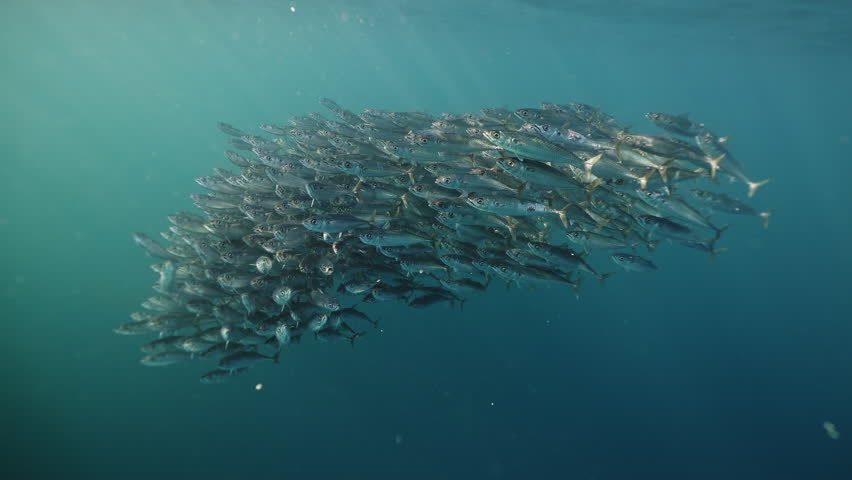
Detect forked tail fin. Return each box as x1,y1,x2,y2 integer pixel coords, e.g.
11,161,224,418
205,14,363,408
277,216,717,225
747,179,769,198
759,209,775,229
707,154,726,180
709,248,728,264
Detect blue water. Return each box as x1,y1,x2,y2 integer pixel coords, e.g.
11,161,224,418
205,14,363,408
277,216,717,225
2,1,851,478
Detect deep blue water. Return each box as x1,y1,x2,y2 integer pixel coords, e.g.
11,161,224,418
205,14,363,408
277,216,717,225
2,1,851,478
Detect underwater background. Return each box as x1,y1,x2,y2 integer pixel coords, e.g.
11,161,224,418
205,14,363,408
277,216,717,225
2,0,851,478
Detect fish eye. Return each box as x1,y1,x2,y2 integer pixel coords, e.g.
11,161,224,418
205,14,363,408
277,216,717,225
343,161,351,168
540,124,549,132
507,160,515,167
310,219,318,225
500,266,507,272
475,198,484,205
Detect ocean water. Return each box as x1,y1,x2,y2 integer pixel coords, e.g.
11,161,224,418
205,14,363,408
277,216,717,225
2,1,851,478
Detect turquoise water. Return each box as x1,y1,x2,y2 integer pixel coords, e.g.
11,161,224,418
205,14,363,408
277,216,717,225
2,1,851,478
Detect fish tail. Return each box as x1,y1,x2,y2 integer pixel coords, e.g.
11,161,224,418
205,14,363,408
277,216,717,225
747,179,769,198
646,240,660,255
583,153,603,178
584,179,602,202
504,216,518,241
614,139,624,161
429,233,439,253
638,169,658,190
709,247,728,264
708,154,725,180
713,224,730,242
759,208,775,229
556,208,570,229
400,193,409,209
658,158,675,183
349,332,366,348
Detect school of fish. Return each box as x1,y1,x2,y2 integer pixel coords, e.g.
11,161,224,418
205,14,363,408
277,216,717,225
118,98,774,384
